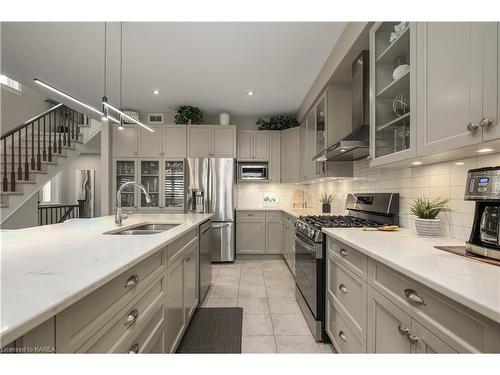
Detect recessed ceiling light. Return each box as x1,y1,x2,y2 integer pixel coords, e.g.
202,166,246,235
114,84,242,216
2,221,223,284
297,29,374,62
247,90,254,96
454,162,465,165
412,161,423,165
152,90,160,95
476,148,494,153
340,149,347,152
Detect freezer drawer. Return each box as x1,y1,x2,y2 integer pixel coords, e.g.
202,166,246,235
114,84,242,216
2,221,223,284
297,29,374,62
210,222,235,262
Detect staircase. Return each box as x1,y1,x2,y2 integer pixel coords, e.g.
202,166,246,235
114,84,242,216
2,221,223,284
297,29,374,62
1,104,101,225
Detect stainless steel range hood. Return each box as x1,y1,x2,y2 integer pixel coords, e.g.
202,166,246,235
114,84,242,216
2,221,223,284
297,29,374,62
314,50,370,162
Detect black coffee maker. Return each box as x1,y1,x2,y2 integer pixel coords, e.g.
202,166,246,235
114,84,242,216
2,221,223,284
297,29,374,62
465,166,500,260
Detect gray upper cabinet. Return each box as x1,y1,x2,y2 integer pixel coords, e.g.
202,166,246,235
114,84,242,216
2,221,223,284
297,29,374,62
306,110,316,180
268,131,281,182
237,130,269,160
138,125,162,157
416,22,498,155
299,122,308,182
162,125,187,158
187,125,212,157
280,127,300,183
212,126,237,157
113,124,138,157
482,22,500,142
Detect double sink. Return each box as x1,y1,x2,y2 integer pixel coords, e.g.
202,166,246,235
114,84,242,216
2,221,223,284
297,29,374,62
107,223,180,235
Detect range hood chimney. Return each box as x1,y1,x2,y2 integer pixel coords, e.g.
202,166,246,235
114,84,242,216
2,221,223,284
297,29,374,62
314,50,370,162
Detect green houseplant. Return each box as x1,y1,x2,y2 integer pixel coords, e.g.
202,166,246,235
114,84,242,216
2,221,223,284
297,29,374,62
320,193,334,214
256,115,299,130
174,106,203,125
409,197,449,236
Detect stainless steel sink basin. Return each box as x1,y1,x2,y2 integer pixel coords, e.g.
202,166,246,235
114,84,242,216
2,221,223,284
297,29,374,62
107,223,180,235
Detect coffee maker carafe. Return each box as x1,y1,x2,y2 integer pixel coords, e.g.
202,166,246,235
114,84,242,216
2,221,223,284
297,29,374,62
465,166,500,260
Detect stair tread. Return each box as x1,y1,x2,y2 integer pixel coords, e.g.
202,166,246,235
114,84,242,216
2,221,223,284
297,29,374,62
0,191,23,195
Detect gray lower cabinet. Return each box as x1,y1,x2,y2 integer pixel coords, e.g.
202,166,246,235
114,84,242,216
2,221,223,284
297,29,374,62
183,243,199,320
282,214,295,273
236,211,287,255
266,213,283,254
236,220,266,254
165,257,185,353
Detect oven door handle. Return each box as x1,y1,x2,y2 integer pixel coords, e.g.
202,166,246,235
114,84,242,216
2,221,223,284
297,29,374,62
294,234,322,259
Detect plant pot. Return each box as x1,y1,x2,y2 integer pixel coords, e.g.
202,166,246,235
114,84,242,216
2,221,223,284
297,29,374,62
414,218,441,237
322,203,331,214
187,119,192,125
219,113,230,126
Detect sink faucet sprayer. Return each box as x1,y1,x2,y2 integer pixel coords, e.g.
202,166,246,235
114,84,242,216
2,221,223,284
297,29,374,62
115,181,152,226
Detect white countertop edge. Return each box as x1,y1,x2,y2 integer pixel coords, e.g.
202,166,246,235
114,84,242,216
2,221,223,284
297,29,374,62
0,215,212,345
322,228,500,324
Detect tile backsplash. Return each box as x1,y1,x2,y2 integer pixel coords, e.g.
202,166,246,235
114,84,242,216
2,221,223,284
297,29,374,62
236,152,500,241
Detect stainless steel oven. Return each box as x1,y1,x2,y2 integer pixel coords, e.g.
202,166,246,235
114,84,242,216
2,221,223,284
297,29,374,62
294,230,325,341
237,162,268,181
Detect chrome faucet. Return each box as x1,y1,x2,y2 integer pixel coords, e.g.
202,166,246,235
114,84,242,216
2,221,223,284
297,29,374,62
115,181,152,226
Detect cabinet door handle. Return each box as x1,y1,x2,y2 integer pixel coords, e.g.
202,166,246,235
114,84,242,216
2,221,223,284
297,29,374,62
128,343,139,354
466,122,479,132
186,256,191,263
338,331,348,342
339,284,348,293
407,334,420,344
404,288,425,305
125,274,139,288
398,325,410,335
480,117,494,128
124,309,139,326
339,249,348,257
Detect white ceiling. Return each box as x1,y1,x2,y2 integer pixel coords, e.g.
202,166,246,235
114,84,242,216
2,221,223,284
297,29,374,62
1,22,346,117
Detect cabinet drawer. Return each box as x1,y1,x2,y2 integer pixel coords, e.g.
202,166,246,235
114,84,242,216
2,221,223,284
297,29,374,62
328,238,368,280
81,276,165,353
326,298,366,353
56,250,164,352
167,229,198,265
119,303,166,353
236,211,265,222
327,256,367,335
368,259,500,353
265,211,283,221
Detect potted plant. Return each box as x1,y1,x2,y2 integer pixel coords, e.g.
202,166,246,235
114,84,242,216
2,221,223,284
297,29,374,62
174,106,203,125
320,193,334,214
409,197,449,237
256,115,299,130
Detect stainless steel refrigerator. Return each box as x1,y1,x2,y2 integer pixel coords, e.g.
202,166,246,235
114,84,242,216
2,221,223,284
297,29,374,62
185,158,235,262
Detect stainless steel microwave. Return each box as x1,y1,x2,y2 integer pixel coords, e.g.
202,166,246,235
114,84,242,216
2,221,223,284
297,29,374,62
237,162,269,181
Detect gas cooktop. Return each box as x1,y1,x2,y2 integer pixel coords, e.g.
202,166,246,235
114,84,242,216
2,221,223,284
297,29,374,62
299,215,383,229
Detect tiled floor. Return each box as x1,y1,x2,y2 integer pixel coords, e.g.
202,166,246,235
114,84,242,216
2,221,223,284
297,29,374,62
201,259,335,354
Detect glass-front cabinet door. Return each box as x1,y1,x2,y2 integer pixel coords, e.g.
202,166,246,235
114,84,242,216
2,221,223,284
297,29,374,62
115,160,136,209
314,94,327,176
164,160,184,211
370,22,416,166
140,160,160,209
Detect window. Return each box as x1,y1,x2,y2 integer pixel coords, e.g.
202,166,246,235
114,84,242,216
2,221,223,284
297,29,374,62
148,113,164,124
0,74,23,95
39,174,61,205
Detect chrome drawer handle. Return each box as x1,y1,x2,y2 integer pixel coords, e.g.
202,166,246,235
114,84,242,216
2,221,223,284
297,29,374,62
124,309,139,326
404,288,425,305
339,249,348,257
339,284,348,293
338,331,348,342
398,325,410,335
125,274,139,288
479,117,494,128
407,334,420,344
128,343,139,354
467,122,479,132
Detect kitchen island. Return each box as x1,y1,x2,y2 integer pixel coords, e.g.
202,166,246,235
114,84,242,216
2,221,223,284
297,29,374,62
0,213,212,352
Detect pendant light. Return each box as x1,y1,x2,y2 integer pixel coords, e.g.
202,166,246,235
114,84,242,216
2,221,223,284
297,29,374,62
102,22,154,133
101,22,109,121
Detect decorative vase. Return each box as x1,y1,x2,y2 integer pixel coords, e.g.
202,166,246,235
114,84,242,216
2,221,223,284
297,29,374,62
219,113,230,126
414,218,441,237
322,203,331,214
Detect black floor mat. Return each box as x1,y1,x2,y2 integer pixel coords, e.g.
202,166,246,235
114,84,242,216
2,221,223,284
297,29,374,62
176,307,243,354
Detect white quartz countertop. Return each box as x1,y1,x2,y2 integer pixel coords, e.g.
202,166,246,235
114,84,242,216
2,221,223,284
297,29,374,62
0,213,212,345
322,227,500,324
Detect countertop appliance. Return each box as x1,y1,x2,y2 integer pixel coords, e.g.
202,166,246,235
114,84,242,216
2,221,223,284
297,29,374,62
185,158,236,262
314,50,370,162
465,166,500,260
199,219,213,301
237,161,269,181
294,192,399,341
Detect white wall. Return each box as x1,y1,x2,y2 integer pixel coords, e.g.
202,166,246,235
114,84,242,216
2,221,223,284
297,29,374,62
1,194,38,229
0,83,49,135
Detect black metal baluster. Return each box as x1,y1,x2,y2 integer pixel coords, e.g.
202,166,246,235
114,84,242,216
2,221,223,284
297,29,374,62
25,126,29,180
58,109,62,154
42,116,47,161
45,208,48,226
48,113,52,162
67,108,72,148
10,134,15,191
2,138,7,191
37,119,41,170
75,112,80,141
53,111,58,155
70,109,75,144
17,130,22,179
30,123,35,170
63,107,67,147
